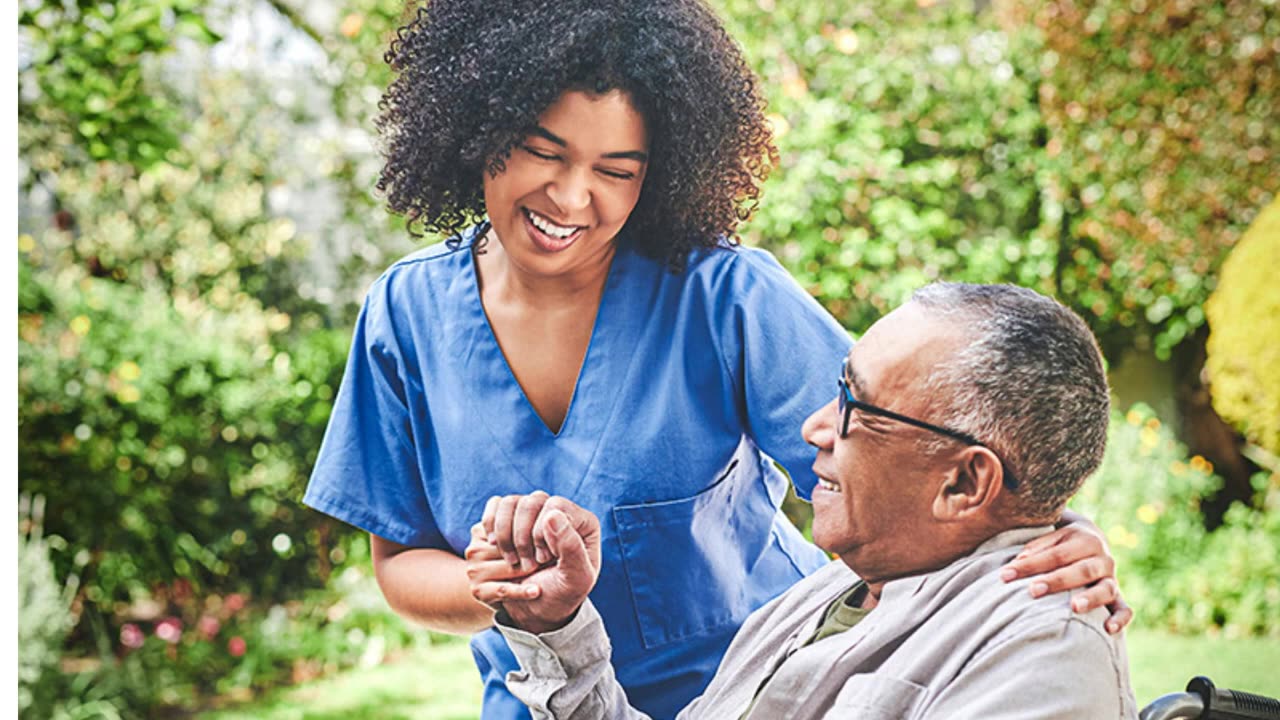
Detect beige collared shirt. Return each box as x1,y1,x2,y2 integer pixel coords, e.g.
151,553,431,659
498,526,1137,720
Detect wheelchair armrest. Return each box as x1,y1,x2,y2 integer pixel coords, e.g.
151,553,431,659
1140,677,1280,720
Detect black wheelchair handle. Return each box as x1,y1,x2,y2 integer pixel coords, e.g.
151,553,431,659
1141,676,1280,720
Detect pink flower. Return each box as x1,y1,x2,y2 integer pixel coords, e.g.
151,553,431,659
227,636,247,657
224,593,246,613
155,617,183,644
197,615,221,640
120,623,145,650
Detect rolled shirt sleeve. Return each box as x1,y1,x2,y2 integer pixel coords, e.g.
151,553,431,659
498,601,655,720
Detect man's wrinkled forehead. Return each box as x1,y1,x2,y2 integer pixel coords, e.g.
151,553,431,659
843,303,960,397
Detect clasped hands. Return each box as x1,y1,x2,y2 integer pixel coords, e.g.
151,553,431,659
466,491,602,634
466,492,1133,635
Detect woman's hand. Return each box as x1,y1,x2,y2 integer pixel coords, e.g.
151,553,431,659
468,494,603,634
999,511,1133,634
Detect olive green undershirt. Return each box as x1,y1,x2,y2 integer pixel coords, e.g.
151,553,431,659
739,581,871,720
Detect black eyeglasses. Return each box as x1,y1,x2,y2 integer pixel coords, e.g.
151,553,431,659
837,358,1019,490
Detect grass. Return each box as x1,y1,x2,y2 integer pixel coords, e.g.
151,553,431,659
197,640,483,720
1127,628,1280,703
197,630,1280,719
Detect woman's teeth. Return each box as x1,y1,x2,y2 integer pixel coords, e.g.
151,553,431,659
818,478,841,493
527,210,578,238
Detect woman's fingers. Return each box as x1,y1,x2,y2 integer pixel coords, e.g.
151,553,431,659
1002,523,1111,583
481,496,501,543
471,580,540,607
1021,555,1116,598
1104,597,1134,635
465,523,503,562
1068,576,1119,612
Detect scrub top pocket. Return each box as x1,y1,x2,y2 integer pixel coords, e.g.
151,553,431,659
612,437,806,650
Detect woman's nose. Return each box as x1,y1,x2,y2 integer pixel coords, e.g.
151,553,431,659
546,167,591,213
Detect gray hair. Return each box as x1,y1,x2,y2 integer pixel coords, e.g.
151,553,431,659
909,282,1110,521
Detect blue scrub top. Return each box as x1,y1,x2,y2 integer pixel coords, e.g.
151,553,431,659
304,230,852,719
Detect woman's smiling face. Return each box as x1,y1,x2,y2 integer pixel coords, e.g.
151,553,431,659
483,89,649,279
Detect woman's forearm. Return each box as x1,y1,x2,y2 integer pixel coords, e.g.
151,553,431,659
371,534,496,635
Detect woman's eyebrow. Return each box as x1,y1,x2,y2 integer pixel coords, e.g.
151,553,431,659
530,125,647,162
602,149,648,162
530,126,567,146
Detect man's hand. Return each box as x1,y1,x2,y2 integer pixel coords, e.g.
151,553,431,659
466,494,602,634
999,510,1133,634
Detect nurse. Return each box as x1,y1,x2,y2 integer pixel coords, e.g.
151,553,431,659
303,1,1129,718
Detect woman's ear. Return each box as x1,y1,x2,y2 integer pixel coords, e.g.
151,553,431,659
932,446,1004,521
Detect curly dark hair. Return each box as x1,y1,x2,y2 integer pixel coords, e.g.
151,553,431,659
374,0,777,268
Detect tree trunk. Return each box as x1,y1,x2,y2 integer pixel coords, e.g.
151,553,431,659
1173,325,1260,529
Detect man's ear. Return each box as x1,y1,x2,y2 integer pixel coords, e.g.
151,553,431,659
932,447,1004,521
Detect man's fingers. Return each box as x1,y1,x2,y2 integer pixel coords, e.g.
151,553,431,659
545,511,594,580
542,496,602,567
492,495,522,564
512,492,549,569
471,580,541,606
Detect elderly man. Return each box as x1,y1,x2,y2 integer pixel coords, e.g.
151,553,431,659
466,282,1138,719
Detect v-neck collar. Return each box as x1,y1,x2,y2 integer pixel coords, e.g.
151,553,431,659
459,233,633,443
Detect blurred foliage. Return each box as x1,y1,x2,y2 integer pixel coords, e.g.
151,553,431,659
18,495,99,718
18,0,221,168
723,0,1053,329
720,0,1277,362
1071,405,1280,638
17,71,355,637
1024,0,1278,359
1205,197,1280,457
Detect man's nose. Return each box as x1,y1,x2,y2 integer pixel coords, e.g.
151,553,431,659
801,398,838,450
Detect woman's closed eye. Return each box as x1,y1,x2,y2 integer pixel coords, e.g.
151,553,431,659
521,145,560,161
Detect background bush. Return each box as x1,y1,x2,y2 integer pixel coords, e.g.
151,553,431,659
1071,406,1280,638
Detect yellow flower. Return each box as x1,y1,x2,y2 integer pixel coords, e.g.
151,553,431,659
1140,427,1159,452
118,385,141,404
1126,409,1142,426
766,114,791,140
118,361,141,381
1169,461,1186,476
1107,524,1140,549
1136,504,1159,525
70,315,92,336
1145,417,1161,431
18,234,35,253
833,28,859,55
1189,455,1214,474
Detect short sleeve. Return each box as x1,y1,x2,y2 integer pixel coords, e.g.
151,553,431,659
710,248,853,499
302,277,447,549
